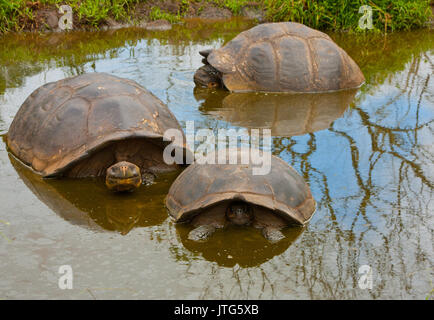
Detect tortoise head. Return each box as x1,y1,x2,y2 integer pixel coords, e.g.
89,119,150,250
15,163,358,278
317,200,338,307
105,161,142,192
194,50,222,89
226,201,254,226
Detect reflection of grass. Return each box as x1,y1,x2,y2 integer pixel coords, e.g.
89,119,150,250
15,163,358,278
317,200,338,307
0,232,12,242
0,219,10,225
1,20,431,97
427,279,434,300
0,219,11,243
0,18,255,93
330,29,434,94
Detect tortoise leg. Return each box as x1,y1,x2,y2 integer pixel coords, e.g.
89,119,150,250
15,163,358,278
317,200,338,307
262,226,285,243
188,225,216,241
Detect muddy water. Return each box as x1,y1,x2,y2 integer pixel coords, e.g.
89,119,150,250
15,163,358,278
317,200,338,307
0,19,432,299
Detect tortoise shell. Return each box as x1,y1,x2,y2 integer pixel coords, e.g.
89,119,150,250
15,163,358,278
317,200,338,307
7,73,186,177
206,22,365,92
166,148,316,225
8,152,170,234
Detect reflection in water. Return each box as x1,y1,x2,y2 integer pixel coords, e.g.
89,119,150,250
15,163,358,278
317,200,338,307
8,151,178,235
175,223,304,268
0,19,257,96
270,52,433,299
7,144,304,268
0,22,432,299
195,88,358,136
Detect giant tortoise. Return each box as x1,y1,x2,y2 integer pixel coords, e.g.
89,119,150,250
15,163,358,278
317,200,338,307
7,73,188,192
194,22,365,92
7,150,176,234
166,148,316,242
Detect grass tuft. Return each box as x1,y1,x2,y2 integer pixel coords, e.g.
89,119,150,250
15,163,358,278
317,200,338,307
263,0,432,32
149,7,181,23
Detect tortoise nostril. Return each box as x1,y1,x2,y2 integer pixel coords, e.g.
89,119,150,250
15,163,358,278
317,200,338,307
121,166,127,176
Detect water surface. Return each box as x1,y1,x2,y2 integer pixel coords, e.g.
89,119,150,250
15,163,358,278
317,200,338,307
0,19,433,299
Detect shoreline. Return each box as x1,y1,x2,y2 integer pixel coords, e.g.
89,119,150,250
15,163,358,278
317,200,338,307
3,1,262,33
0,1,432,34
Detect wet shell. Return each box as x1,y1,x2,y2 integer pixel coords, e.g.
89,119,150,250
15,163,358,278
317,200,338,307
206,22,365,92
7,73,186,177
166,148,316,225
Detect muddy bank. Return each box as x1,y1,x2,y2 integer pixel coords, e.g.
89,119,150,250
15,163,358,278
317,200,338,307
7,1,265,33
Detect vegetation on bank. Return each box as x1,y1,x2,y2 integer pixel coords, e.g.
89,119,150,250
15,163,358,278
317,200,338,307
0,0,432,33
264,0,431,31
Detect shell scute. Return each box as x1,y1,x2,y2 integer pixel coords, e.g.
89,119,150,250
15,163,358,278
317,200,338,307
278,37,312,91
244,42,277,91
32,97,90,164
310,37,343,91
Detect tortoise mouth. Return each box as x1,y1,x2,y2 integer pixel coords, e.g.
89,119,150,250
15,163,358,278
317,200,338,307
105,161,142,192
105,175,142,192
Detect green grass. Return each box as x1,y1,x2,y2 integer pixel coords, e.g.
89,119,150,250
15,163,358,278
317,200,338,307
218,0,250,15
149,6,181,23
62,0,135,27
0,0,432,33
0,0,137,31
0,0,24,32
264,0,432,32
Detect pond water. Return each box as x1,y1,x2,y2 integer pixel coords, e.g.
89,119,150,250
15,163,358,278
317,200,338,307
0,19,432,299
